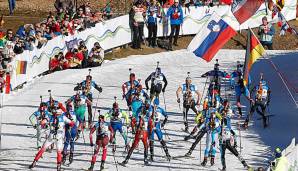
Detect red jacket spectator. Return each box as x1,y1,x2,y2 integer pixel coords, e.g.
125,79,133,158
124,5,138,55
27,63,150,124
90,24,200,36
75,51,84,61
49,56,60,71
65,51,74,60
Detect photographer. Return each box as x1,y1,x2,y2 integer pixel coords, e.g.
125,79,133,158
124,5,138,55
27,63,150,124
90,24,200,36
13,36,25,54
78,41,88,68
258,16,275,50
88,42,104,67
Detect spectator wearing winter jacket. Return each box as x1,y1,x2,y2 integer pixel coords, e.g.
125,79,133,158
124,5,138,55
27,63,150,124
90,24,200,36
258,16,275,50
49,55,61,72
13,36,25,54
166,0,183,50
272,147,289,171
88,42,104,67
78,41,88,68
147,0,161,47
131,2,146,49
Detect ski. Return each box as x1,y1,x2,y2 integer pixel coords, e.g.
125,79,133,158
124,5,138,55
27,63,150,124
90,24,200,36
181,128,190,134
257,114,275,120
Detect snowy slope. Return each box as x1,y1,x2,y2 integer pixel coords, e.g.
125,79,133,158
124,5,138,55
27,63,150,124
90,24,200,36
0,49,297,171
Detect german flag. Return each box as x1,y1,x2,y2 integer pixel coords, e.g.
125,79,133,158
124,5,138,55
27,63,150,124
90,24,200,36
243,28,265,85
16,60,27,75
276,0,285,11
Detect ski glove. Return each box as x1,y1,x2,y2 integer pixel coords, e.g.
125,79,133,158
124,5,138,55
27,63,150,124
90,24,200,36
162,88,166,93
161,116,168,128
234,141,238,149
95,86,102,93
177,98,181,103
90,142,94,147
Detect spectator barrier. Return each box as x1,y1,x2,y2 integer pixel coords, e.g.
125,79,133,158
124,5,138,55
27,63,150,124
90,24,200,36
7,0,297,90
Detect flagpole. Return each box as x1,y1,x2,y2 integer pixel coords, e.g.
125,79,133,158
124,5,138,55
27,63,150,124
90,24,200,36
243,27,251,86
262,53,298,108
246,28,298,108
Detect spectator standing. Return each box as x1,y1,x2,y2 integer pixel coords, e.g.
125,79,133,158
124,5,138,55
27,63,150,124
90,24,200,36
166,0,183,50
131,2,146,49
272,147,289,171
147,0,161,47
102,3,113,20
258,16,275,50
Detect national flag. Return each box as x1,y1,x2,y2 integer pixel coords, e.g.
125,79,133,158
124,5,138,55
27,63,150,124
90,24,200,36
187,13,237,62
220,0,233,5
231,0,264,24
271,0,285,18
16,61,27,75
278,12,298,36
243,28,265,85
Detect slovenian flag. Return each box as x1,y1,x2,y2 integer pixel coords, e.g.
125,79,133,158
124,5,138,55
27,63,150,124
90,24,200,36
187,13,237,62
16,60,27,75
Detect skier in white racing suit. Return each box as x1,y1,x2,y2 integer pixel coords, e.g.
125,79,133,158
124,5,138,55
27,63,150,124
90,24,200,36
29,102,50,149
29,109,75,171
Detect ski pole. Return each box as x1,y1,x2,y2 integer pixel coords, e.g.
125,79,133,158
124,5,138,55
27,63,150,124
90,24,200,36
238,121,242,154
91,93,100,127
163,92,167,112
199,140,202,161
81,128,87,152
112,150,119,171
162,127,171,141
198,77,209,106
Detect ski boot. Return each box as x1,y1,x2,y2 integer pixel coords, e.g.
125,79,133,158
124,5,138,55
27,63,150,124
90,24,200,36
69,152,73,164
149,141,154,161
184,134,193,141
29,160,37,169
210,156,215,166
242,119,249,129
201,157,207,166
75,130,81,141
263,117,268,128
185,151,192,157
62,154,67,165
237,107,242,117
242,160,249,168
144,149,149,165
112,143,116,153
125,144,130,153
57,163,62,171
121,159,128,166
100,160,105,171
88,163,94,171
161,140,171,161
184,122,189,133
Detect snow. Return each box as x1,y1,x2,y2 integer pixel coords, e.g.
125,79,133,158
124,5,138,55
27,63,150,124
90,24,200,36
0,49,297,171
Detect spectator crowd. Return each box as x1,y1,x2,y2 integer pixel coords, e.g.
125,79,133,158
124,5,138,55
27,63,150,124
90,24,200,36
0,0,225,73
1,0,275,89
0,1,113,73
